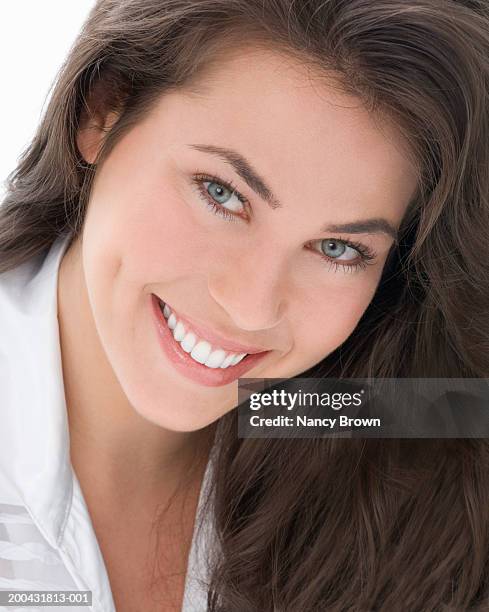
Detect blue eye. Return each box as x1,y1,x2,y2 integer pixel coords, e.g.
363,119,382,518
312,237,376,273
321,239,359,262
192,173,247,223
208,182,228,203
205,181,244,212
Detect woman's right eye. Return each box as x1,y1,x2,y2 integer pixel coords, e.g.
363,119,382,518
192,174,249,222
203,181,244,212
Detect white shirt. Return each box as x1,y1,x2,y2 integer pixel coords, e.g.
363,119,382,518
0,233,216,611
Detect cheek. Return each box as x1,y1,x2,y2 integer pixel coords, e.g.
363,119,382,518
291,278,379,370
83,169,207,292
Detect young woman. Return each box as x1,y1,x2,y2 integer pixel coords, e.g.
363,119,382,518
0,1,488,610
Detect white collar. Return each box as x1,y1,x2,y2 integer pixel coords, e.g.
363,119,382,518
0,232,74,546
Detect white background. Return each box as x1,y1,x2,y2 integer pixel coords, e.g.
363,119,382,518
0,1,96,200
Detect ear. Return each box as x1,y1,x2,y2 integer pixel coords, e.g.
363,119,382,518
76,107,120,165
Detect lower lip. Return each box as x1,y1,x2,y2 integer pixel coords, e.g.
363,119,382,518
150,294,271,387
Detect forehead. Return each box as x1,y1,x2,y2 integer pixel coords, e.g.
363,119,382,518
151,46,419,226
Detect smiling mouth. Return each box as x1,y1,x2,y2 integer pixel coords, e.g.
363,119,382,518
157,298,258,369
150,294,271,387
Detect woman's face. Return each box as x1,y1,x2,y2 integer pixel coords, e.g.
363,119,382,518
77,46,418,432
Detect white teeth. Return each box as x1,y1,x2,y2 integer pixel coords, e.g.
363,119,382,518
173,321,186,342
190,340,212,364
205,349,227,368
160,301,250,369
231,353,247,365
219,353,237,368
180,332,197,353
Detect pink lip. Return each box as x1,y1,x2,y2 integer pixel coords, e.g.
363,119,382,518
150,294,271,388
154,295,269,355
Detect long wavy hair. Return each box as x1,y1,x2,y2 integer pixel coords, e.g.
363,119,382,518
1,0,489,609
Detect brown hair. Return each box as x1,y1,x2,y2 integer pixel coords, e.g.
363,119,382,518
1,0,489,609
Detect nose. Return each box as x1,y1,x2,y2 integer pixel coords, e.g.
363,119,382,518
207,249,288,332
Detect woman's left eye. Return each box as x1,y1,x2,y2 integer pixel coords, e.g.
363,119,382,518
192,174,247,223
320,239,360,262
311,238,377,272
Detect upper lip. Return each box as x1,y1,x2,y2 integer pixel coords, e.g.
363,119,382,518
155,295,271,355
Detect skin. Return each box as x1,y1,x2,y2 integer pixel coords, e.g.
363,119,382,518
58,45,418,538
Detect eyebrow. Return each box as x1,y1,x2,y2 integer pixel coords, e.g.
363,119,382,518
187,143,399,241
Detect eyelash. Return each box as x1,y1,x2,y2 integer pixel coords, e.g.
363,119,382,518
191,172,377,274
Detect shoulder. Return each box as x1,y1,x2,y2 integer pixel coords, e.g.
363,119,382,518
0,500,82,592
